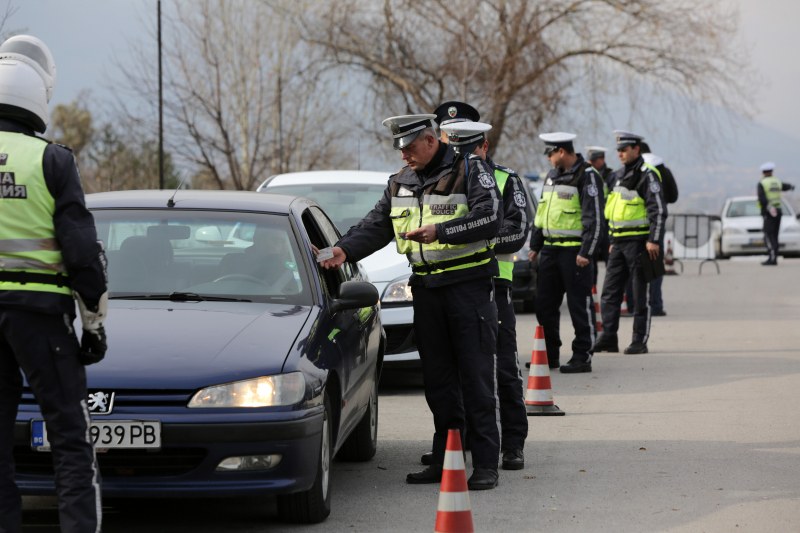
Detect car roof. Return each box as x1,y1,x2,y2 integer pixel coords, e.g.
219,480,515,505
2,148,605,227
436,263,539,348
258,170,391,190
87,189,303,213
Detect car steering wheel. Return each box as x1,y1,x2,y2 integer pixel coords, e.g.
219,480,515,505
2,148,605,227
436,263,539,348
212,273,270,286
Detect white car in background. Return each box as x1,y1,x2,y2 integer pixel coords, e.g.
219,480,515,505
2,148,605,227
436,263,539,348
717,195,800,258
258,171,419,366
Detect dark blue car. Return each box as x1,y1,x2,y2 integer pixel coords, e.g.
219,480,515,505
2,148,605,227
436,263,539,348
13,190,384,523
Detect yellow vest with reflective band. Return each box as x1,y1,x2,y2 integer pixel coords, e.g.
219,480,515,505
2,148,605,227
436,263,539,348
493,168,514,282
389,160,493,276
533,169,586,247
604,163,660,239
0,132,71,295
760,176,783,209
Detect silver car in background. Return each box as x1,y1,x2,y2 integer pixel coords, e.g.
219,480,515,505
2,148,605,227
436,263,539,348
258,171,419,367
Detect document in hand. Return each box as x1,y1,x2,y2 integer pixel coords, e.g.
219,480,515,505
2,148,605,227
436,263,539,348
642,250,666,282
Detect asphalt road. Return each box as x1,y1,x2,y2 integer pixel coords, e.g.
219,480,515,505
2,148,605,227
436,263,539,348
22,257,800,532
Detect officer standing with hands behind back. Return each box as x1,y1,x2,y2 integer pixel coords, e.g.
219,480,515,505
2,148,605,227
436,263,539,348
528,133,604,373
319,113,503,490
0,35,108,533
593,130,666,355
440,117,532,470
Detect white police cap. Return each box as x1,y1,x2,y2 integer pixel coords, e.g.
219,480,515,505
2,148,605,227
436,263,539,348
760,161,776,172
585,145,608,160
613,129,644,149
539,132,576,155
382,114,437,150
441,121,492,146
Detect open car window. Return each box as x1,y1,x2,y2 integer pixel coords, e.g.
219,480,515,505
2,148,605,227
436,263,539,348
92,209,312,305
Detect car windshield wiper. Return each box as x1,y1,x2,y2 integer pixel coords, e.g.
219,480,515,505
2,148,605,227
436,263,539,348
109,292,251,302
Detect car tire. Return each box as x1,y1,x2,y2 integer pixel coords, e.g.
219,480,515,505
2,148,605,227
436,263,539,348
337,374,378,462
277,392,332,523
522,295,536,313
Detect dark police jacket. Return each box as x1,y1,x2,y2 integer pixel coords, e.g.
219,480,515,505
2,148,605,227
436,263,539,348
337,142,501,288
0,118,107,315
488,158,532,286
530,154,604,259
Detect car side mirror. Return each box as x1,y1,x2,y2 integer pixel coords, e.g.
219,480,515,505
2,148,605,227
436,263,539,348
330,281,378,314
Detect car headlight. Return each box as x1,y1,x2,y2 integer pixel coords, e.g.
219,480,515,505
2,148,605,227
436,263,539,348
188,373,305,408
722,227,745,235
382,275,413,304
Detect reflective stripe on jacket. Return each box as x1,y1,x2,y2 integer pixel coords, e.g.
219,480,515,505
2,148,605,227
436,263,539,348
605,162,661,239
534,173,583,246
390,158,493,276
760,176,783,209
0,132,70,295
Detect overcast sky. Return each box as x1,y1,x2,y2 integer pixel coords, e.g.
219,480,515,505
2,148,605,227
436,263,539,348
7,0,800,176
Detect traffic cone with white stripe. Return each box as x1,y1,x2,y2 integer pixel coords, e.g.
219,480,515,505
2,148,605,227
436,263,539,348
592,285,603,333
665,239,678,275
620,293,631,316
434,429,474,533
525,325,565,416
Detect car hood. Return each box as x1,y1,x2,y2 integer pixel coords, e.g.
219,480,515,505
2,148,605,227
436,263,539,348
358,242,410,284
86,301,312,389
723,216,762,231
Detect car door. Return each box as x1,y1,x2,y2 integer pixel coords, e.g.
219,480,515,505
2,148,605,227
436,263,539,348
301,206,377,441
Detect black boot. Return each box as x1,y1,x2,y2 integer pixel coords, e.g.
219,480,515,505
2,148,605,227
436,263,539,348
406,464,443,484
467,467,499,490
501,449,524,470
624,341,648,354
560,357,592,373
592,334,619,353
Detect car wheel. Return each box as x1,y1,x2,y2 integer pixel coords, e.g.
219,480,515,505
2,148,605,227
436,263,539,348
337,374,378,461
277,392,332,523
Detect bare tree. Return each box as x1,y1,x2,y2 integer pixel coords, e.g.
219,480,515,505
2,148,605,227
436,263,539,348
294,0,751,170
115,0,354,190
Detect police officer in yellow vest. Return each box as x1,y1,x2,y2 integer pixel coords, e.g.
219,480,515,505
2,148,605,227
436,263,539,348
757,161,794,266
528,132,604,373
593,130,667,355
440,119,533,471
0,35,108,533
319,114,503,490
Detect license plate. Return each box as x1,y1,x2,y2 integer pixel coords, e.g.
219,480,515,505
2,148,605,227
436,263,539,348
749,238,764,246
31,419,161,451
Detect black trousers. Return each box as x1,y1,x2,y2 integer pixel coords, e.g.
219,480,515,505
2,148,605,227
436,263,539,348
534,247,596,364
494,284,527,452
600,240,652,344
413,277,500,469
0,310,101,533
763,212,782,263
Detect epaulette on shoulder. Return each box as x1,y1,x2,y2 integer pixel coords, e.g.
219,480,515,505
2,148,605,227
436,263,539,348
36,135,73,152
493,163,518,176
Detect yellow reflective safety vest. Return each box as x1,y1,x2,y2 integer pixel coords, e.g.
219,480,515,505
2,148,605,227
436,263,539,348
534,168,591,246
0,132,71,295
389,161,493,276
493,167,514,282
604,163,661,239
759,176,783,209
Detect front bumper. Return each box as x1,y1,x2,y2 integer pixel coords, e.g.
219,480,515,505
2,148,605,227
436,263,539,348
14,410,324,497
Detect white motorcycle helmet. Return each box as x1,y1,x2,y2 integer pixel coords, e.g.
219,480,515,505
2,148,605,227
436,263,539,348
0,35,56,133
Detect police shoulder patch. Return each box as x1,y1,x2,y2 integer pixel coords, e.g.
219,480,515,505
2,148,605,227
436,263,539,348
649,180,661,194
513,190,527,207
478,171,496,189
587,183,599,197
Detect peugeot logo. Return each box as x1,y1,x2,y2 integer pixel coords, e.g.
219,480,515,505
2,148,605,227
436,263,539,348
87,391,115,415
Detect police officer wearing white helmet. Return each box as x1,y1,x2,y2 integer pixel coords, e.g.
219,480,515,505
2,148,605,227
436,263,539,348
0,35,108,533
319,113,503,490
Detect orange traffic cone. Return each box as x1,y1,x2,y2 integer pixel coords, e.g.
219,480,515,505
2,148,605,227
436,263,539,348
592,285,603,333
525,325,565,416
434,429,474,533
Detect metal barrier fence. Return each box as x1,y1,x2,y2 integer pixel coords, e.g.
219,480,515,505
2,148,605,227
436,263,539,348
665,213,721,274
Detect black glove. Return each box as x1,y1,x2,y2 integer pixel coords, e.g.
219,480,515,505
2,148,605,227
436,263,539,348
79,325,107,365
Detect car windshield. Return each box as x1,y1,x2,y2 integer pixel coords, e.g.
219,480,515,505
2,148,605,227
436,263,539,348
265,183,386,233
726,199,793,218
92,209,312,305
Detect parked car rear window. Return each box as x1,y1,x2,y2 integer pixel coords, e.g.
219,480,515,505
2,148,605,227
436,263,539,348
265,184,385,233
